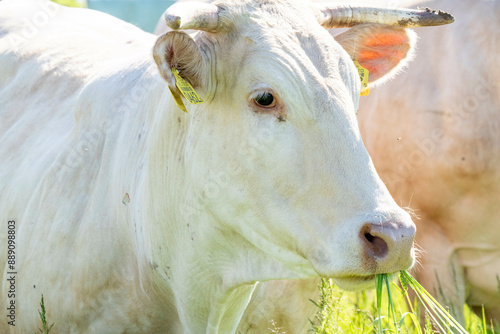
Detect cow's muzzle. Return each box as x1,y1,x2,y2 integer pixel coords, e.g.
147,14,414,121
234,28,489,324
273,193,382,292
360,219,416,274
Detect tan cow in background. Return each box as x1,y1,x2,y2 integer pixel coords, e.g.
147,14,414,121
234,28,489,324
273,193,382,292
358,0,500,325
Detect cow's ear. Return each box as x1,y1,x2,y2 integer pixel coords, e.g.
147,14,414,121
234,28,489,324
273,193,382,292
153,31,205,89
335,24,416,85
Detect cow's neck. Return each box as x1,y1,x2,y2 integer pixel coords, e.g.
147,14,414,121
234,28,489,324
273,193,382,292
132,87,250,333
134,79,307,332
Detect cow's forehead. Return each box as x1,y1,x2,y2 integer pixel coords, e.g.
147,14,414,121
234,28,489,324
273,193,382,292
239,29,350,102
216,0,320,34
212,0,348,76
208,1,358,118
210,0,347,82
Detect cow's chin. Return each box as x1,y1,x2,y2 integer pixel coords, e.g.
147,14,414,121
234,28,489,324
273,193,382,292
330,275,377,291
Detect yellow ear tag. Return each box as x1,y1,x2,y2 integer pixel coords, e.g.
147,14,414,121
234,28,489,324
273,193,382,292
168,86,188,113
172,68,204,105
353,60,370,96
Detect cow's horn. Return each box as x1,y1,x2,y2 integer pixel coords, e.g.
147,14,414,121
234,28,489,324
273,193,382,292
315,4,454,28
164,2,219,32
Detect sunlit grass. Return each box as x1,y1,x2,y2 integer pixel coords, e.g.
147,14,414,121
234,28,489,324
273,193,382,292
51,0,86,8
309,271,497,334
31,272,496,333
35,294,54,334
397,271,468,333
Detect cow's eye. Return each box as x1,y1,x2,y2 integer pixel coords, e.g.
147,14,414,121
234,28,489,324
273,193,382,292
254,92,275,107
249,88,285,120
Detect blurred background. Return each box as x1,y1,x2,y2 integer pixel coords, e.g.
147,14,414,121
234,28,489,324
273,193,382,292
52,0,176,33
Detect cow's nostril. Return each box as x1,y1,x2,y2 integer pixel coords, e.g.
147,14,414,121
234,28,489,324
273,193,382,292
364,233,374,242
364,233,388,258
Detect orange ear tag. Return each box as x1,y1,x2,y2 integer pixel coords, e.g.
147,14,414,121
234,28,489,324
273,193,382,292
353,60,370,96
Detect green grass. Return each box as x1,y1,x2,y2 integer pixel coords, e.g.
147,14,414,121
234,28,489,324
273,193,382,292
29,272,496,334
35,294,54,334
51,0,86,8
309,271,498,334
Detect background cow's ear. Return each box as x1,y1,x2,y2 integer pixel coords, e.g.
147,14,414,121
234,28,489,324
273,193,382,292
334,24,416,85
153,31,205,89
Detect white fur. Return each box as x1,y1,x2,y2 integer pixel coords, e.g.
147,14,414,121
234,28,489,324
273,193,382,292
0,0,415,333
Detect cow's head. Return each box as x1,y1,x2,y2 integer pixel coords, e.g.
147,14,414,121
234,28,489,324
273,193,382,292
151,0,453,290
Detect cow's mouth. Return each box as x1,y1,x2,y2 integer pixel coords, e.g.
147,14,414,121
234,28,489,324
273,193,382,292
330,274,377,291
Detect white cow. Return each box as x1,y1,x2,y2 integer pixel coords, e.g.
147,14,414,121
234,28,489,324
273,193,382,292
358,0,500,325
0,0,452,333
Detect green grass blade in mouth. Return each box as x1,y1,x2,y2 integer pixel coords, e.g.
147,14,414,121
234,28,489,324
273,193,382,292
376,274,385,333
374,271,469,334
482,306,487,334
311,270,480,334
399,270,469,334
384,274,398,329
